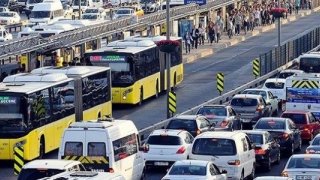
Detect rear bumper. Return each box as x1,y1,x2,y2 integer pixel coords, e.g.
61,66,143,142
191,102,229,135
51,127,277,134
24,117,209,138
144,153,187,166
300,130,312,140
255,154,270,165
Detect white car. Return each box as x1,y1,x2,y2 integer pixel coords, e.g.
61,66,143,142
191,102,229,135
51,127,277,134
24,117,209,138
113,8,135,19
81,13,104,21
0,7,10,12
281,154,320,179
0,11,21,25
242,88,279,115
162,160,227,180
262,78,286,110
143,129,194,168
189,131,256,180
278,69,304,79
254,177,293,180
18,159,85,180
84,7,106,17
306,134,320,154
0,27,12,42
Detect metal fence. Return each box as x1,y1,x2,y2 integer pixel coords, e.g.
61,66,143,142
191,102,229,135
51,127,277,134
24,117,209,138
259,27,320,75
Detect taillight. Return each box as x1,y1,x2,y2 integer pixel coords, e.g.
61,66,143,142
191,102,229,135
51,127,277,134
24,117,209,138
227,160,240,166
255,148,266,155
306,149,315,154
281,133,289,140
143,144,149,153
281,171,288,177
303,124,311,132
220,120,229,127
196,129,201,135
256,105,264,112
176,146,186,154
109,168,114,173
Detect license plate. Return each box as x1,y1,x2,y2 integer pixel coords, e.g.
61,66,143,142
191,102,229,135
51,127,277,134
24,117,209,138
154,162,169,166
242,119,251,123
296,175,312,180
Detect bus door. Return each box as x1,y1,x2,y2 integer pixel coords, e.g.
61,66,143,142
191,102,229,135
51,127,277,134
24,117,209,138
159,51,166,91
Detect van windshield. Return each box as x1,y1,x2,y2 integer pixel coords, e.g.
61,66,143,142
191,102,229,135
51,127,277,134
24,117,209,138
30,11,50,18
264,82,284,89
192,138,236,156
17,169,65,180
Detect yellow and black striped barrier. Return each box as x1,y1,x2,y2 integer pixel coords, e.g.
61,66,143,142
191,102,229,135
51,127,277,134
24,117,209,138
14,146,24,175
292,80,319,88
62,156,109,172
252,58,260,77
168,91,176,115
216,72,224,95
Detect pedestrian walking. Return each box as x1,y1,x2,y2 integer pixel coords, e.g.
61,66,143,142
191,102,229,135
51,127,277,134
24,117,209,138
183,31,192,53
191,25,199,49
198,24,205,45
208,22,215,45
235,12,242,35
227,17,233,39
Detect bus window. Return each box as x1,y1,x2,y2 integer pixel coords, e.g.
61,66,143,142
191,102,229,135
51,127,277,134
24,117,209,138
52,81,75,120
300,57,320,73
29,89,51,128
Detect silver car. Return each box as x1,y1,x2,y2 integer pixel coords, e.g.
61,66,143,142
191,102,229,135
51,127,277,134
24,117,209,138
281,154,320,179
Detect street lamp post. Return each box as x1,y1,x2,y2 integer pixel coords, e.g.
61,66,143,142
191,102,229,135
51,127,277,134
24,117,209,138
166,0,171,118
278,0,281,49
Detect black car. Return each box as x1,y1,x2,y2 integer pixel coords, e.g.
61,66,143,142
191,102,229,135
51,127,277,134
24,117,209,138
253,117,302,156
166,115,212,137
196,105,242,131
242,130,281,171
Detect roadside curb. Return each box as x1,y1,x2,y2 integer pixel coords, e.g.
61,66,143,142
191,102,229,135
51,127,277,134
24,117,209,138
182,9,318,64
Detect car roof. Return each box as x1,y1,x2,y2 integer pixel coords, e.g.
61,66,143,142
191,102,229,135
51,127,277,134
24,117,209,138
239,130,269,135
174,160,209,167
22,160,81,170
282,110,309,114
265,78,286,83
243,88,268,92
201,104,227,108
173,115,203,120
289,154,320,159
197,131,245,139
233,94,262,99
151,129,185,136
259,117,288,121
280,69,304,73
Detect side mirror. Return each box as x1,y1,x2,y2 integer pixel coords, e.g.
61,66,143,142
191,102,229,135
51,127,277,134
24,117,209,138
251,143,256,149
221,169,227,174
266,102,271,106
139,144,149,152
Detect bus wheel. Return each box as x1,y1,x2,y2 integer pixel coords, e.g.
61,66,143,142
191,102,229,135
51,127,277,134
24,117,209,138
39,137,45,159
139,88,143,106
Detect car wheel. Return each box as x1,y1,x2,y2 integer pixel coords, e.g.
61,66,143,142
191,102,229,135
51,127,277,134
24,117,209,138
265,157,272,171
275,152,281,164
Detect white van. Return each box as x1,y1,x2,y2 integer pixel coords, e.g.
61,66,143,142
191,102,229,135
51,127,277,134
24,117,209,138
39,171,125,180
29,0,64,25
262,78,286,110
0,26,12,42
58,118,145,180
72,0,103,13
189,131,256,180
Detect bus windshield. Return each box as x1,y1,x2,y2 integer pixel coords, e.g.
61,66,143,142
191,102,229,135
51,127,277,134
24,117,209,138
30,11,51,18
0,94,28,135
300,57,320,73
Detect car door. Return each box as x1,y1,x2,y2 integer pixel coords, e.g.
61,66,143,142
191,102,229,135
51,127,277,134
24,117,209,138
182,132,194,153
266,132,277,162
308,112,320,136
268,91,278,113
199,118,211,132
244,136,255,177
288,119,301,148
209,163,225,180
229,107,241,130
260,97,270,117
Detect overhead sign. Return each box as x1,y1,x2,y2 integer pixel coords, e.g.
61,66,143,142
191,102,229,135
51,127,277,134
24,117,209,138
90,55,126,62
0,96,17,104
184,0,206,5
287,88,320,103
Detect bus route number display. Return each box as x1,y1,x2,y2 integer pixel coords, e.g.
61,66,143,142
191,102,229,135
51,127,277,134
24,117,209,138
90,55,126,62
0,96,17,104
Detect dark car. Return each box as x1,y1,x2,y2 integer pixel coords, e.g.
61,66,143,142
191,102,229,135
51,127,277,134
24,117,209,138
253,117,302,156
306,134,320,154
230,94,271,129
166,115,212,137
242,130,281,171
281,110,320,142
196,105,242,131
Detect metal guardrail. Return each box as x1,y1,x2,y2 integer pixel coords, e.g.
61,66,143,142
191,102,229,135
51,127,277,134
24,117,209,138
5,20,28,33
138,44,320,142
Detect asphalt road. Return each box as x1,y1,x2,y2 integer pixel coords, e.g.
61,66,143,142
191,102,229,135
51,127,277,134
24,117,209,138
113,12,320,131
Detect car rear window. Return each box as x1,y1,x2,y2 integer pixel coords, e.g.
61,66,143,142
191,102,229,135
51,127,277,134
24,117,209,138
169,165,206,175
18,169,65,180
64,142,83,156
247,134,263,145
88,142,106,156
281,113,307,124
255,120,285,130
197,107,227,116
264,82,284,89
312,137,320,145
287,157,320,169
167,119,197,131
147,135,182,145
243,90,267,100
231,98,258,106
192,138,236,156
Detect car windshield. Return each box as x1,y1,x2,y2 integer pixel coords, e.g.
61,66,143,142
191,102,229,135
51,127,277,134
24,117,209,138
85,9,99,13
255,119,285,130
287,157,320,169
264,82,284,89
82,14,98,19
312,137,320,145
231,98,258,106
116,9,131,14
243,90,267,100
147,135,182,145
30,11,50,18
169,165,206,175
197,107,227,116
279,72,295,79
0,12,14,17
28,0,42,3
281,113,307,124
192,138,236,156
167,119,197,131
247,133,263,145
17,169,65,180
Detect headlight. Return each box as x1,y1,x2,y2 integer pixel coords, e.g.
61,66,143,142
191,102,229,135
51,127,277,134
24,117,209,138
15,139,27,147
122,88,133,99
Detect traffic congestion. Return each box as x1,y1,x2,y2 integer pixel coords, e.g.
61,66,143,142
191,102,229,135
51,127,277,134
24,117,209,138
0,0,320,179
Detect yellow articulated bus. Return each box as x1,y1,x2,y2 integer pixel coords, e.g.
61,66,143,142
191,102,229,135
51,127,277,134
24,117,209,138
31,66,112,120
0,67,111,161
84,36,183,105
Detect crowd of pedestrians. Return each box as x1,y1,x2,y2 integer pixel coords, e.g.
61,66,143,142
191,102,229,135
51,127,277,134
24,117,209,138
183,0,313,53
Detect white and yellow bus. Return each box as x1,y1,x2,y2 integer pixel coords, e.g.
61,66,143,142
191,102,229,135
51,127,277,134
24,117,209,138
84,36,183,105
0,67,111,160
